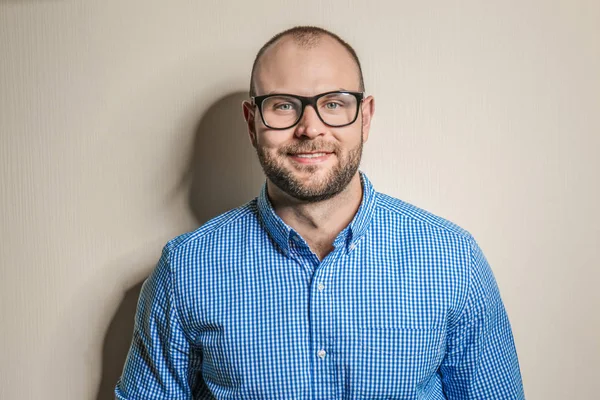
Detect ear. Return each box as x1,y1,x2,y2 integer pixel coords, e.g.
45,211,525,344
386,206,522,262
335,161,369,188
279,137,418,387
360,95,375,143
242,100,258,148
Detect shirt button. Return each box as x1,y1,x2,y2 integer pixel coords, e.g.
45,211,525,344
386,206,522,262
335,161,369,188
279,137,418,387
317,349,326,359
317,283,325,292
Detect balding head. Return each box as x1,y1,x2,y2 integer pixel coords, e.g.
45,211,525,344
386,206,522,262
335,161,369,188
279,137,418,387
249,26,365,97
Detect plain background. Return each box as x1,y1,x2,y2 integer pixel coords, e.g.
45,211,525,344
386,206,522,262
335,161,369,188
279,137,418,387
1,1,598,399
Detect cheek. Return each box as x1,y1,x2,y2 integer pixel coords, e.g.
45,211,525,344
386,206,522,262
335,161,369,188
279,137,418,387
257,130,293,150
334,128,363,149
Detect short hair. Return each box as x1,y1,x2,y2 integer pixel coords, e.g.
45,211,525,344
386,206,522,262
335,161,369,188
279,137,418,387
249,26,365,97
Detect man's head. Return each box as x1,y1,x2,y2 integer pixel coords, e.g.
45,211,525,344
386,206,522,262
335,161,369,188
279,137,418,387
243,26,375,203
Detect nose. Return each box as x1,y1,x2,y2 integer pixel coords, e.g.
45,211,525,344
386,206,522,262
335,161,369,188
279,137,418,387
294,105,325,139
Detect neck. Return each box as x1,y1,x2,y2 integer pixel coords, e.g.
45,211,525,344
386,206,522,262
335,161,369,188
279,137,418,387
266,173,363,260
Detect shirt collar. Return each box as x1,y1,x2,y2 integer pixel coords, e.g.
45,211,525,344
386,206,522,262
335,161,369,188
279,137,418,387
257,171,377,256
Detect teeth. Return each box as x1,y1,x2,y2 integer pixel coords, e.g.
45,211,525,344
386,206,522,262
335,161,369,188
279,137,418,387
295,153,327,158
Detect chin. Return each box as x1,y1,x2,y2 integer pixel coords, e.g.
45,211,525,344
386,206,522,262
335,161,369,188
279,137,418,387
293,166,333,182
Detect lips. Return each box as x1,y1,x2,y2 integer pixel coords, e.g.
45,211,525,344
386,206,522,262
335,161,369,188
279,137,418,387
288,151,333,164
292,152,331,158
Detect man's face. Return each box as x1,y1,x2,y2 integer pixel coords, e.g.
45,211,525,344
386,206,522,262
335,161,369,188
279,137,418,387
243,36,374,202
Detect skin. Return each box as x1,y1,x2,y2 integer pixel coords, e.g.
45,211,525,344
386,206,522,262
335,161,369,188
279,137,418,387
242,35,375,260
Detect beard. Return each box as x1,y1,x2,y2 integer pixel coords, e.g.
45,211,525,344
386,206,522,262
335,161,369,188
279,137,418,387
255,136,363,203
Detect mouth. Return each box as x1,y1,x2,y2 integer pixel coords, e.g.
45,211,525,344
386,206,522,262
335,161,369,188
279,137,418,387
288,151,333,164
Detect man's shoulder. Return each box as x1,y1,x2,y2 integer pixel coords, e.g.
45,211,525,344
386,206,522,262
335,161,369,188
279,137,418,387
374,192,473,242
165,199,259,254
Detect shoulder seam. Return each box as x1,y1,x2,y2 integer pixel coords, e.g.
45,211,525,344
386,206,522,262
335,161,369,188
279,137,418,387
375,193,473,241
458,236,478,324
167,201,257,252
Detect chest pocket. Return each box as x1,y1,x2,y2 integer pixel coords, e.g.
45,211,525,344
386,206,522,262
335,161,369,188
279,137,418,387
356,327,446,398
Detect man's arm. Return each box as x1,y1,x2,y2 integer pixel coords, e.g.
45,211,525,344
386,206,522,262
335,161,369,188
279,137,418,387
439,238,525,399
115,245,197,399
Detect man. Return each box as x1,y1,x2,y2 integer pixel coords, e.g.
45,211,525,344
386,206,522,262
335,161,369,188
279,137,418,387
116,26,525,399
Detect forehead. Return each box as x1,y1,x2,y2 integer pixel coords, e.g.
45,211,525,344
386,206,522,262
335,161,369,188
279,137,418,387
254,35,361,96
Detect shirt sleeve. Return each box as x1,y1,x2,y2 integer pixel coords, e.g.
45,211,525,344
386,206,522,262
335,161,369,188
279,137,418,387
115,245,197,399
439,238,525,399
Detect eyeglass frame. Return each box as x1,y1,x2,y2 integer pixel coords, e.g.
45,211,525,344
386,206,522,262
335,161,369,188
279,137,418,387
250,90,365,130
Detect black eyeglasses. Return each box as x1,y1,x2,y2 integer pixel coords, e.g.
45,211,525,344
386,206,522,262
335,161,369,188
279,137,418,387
251,90,364,130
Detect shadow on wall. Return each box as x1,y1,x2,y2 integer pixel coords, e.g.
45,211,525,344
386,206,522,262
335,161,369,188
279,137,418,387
95,91,265,400
94,281,144,400
186,92,265,223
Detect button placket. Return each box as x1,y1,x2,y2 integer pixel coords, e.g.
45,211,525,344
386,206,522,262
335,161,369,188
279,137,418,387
309,242,349,396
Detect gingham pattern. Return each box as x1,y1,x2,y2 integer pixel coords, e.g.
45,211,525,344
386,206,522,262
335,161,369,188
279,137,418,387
115,173,524,399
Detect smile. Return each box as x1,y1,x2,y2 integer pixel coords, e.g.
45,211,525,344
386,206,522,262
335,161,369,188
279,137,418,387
289,152,333,164
294,152,329,158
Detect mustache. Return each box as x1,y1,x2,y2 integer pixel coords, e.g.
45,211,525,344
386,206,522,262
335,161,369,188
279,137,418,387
280,141,338,154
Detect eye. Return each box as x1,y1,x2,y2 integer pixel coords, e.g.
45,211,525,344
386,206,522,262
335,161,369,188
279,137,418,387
274,103,294,111
324,102,341,110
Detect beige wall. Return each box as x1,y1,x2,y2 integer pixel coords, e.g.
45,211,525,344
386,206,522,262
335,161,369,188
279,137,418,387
1,1,598,399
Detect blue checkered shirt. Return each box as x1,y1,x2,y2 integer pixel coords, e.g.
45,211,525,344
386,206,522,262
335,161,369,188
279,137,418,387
116,173,524,399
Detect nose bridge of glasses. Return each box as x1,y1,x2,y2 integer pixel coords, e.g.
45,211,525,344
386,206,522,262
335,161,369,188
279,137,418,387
297,97,324,127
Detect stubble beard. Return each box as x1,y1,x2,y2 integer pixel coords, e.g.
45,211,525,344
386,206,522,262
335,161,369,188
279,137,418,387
256,136,363,203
